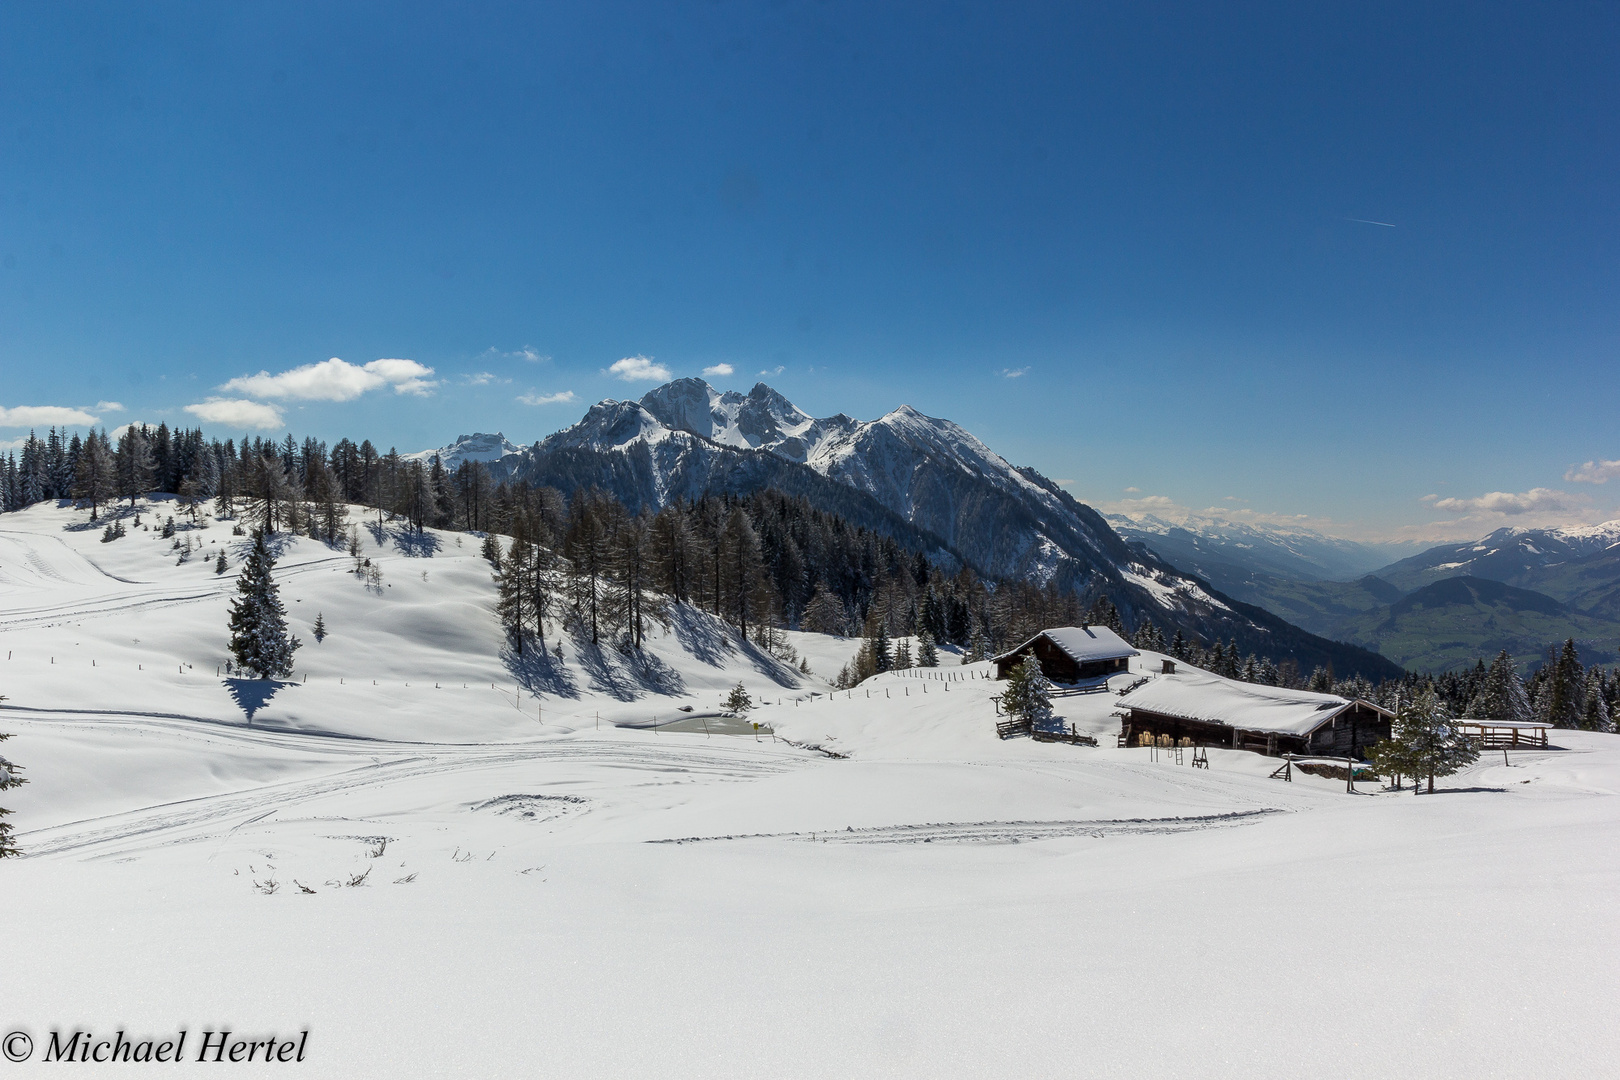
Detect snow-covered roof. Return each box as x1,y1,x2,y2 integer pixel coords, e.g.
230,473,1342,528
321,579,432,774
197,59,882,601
1116,669,1389,736
993,626,1138,666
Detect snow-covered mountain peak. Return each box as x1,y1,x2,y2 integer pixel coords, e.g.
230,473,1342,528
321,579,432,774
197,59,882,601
405,432,523,471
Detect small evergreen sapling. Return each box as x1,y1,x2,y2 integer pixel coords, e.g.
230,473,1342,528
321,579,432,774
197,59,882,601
215,550,228,575
723,682,753,714
312,612,327,643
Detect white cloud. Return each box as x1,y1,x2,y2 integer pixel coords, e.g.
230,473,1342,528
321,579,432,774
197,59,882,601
184,398,286,430
219,357,438,401
1566,459,1620,484
94,400,125,412
1423,487,1585,516
462,372,501,387
606,356,672,382
703,363,735,377
480,346,550,364
0,404,101,428
758,365,785,376
1123,486,1140,493
517,391,577,406
1001,366,1030,378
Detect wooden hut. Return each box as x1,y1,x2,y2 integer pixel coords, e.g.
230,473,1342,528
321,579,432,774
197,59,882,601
992,626,1138,684
1115,668,1394,759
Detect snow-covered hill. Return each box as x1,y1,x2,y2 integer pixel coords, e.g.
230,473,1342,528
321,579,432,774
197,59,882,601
3,501,1620,1075
3,496,1619,1077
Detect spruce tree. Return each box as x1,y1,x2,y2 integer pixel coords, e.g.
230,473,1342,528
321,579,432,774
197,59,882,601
1466,650,1532,724
1369,687,1479,794
893,639,913,670
227,530,301,679
312,612,327,643
1001,655,1054,729
917,632,939,668
1539,639,1585,728
0,722,25,858
723,682,753,714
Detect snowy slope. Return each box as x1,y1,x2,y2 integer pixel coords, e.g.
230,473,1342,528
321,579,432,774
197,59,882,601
3,497,1619,1077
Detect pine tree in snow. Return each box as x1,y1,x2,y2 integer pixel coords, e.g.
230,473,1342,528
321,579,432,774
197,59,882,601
0,722,25,858
1001,655,1054,729
1538,639,1585,729
1583,673,1613,732
313,612,327,643
723,682,753,714
893,638,913,670
916,632,940,668
1369,687,1479,794
1466,650,1532,725
227,530,301,680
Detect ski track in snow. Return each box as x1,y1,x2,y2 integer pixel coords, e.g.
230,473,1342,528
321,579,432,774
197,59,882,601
651,808,1285,846
16,723,809,860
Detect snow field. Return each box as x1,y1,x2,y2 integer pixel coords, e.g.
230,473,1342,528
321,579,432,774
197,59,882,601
2,498,1619,1078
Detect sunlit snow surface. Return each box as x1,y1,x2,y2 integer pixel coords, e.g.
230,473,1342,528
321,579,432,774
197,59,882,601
2,499,1617,1079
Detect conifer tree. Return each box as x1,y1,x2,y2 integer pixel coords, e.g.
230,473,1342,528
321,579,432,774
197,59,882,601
917,632,939,667
72,428,116,521
1368,687,1479,794
495,537,533,654
1002,654,1054,729
1583,673,1613,732
312,612,327,643
480,532,502,567
723,682,753,714
1539,639,1585,728
1466,650,1532,724
227,530,301,680
893,638,913,670
0,721,24,858
214,549,228,575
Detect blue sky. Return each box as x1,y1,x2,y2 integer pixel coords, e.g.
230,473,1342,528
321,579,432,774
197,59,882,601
2,2,1616,543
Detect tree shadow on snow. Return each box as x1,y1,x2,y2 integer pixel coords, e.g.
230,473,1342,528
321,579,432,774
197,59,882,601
223,678,295,724
365,518,440,558
501,642,581,700
666,604,800,690
569,629,686,702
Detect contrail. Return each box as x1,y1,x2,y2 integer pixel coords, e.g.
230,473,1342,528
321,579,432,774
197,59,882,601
1347,218,1396,227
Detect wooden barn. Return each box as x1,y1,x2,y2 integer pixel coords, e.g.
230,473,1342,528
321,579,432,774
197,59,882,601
1115,669,1394,759
992,626,1138,684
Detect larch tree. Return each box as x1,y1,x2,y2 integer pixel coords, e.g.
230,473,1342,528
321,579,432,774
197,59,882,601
227,530,302,680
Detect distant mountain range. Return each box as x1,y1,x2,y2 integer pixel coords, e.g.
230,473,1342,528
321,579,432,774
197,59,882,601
1114,519,1620,673
1106,512,1413,587
405,432,524,473
423,378,1401,681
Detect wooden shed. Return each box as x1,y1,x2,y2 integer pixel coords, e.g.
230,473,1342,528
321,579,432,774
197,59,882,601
992,626,1139,684
1115,668,1394,759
